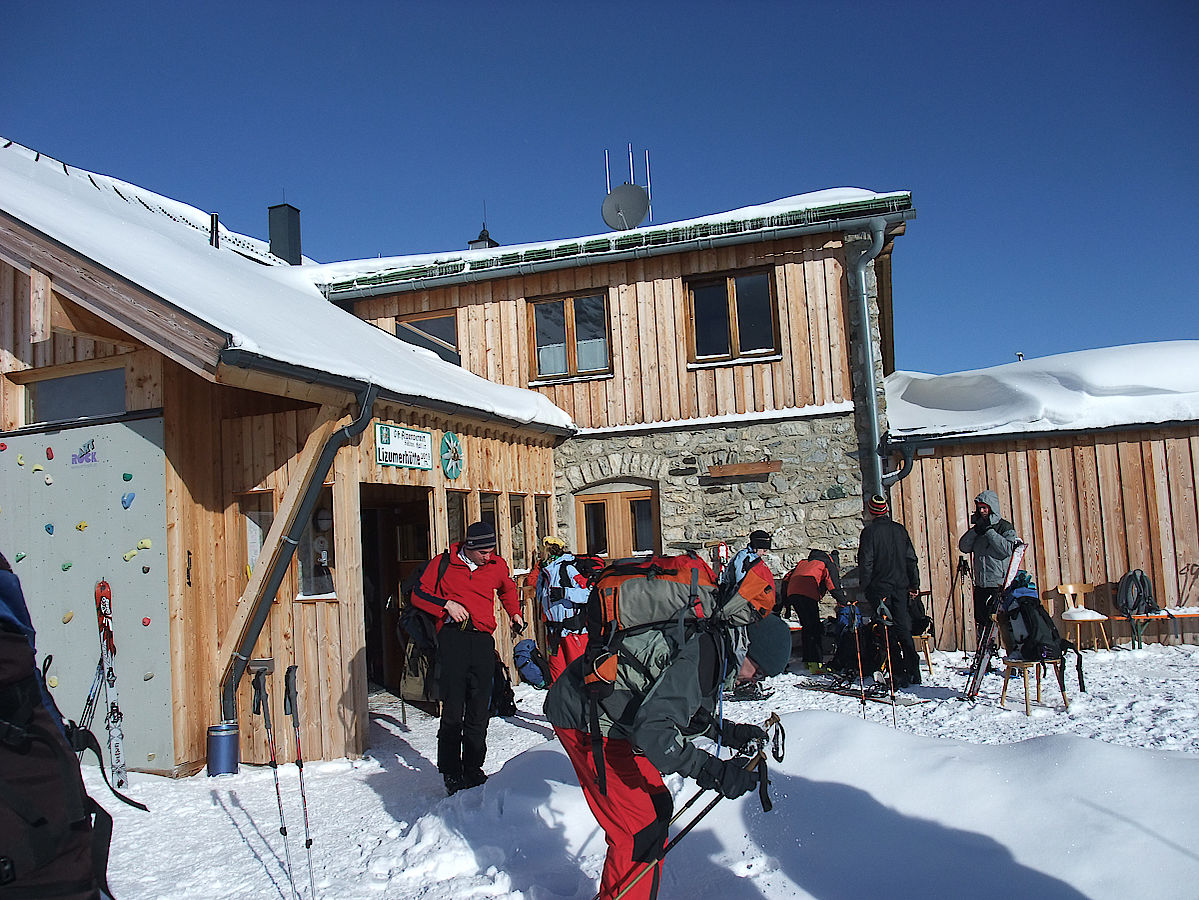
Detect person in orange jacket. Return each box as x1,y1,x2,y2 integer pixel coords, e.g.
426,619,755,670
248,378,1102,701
781,549,846,674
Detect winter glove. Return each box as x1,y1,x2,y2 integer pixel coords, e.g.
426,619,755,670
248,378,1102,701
694,755,757,800
722,722,768,752
972,512,992,535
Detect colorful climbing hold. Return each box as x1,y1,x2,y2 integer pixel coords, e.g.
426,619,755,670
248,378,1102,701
14,553,24,563
142,617,151,626
121,492,135,509
136,538,152,550
45,447,53,460
61,562,72,571
32,464,44,473
123,549,138,562
141,565,150,574
76,521,88,531
44,524,53,535
47,675,58,688
61,611,74,624
143,672,154,681
0,442,6,451
17,454,25,466
44,475,53,485
122,473,133,482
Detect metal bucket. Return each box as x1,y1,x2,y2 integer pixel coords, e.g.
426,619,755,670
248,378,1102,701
206,722,239,776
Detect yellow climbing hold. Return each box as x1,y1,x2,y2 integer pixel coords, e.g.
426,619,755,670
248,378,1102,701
62,611,74,624
17,454,24,466
123,549,138,562
32,463,43,473
47,675,58,688
137,538,152,550
76,521,88,531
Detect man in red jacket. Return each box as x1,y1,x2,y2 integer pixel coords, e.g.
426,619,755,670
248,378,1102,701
781,549,847,674
412,521,525,795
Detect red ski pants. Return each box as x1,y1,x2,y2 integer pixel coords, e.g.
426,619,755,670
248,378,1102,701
555,727,672,900
548,632,589,683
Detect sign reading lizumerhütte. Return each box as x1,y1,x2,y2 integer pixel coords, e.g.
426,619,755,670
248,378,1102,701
374,424,434,470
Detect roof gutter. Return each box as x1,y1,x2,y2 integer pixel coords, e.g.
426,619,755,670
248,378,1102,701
324,210,915,301
219,348,575,439
852,218,889,500
219,382,379,723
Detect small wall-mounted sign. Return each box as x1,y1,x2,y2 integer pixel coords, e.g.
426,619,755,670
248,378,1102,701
375,424,434,470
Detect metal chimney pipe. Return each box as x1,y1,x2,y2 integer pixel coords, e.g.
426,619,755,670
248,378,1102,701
268,203,302,265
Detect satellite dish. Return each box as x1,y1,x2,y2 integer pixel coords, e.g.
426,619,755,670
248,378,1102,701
602,183,650,231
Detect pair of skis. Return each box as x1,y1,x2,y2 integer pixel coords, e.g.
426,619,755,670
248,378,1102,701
961,542,1027,700
798,675,929,706
253,663,319,900
92,579,129,790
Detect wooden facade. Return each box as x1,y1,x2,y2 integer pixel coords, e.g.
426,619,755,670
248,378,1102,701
890,426,1199,650
352,234,866,430
1,252,559,771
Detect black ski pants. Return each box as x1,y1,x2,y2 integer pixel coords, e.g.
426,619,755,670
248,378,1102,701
435,625,495,780
874,595,920,685
973,586,1003,644
786,593,824,664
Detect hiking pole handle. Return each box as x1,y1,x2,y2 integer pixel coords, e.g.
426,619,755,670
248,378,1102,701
284,665,299,727
252,669,265,716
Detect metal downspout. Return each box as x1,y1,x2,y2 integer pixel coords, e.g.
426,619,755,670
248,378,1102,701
853,217,888,499
219,382,379,722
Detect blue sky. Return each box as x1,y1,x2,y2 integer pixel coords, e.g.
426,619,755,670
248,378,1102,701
4,1,1196,374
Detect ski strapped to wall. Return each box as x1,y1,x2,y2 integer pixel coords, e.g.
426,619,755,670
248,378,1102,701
961,542,1027,701
95,578,129,789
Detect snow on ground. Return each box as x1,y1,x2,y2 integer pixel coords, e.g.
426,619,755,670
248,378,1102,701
91,643,1199,899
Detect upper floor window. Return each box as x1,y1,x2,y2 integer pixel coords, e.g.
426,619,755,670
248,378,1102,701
530,293,611,381
397,313,459,365
25,366,126,425
688,270,779,363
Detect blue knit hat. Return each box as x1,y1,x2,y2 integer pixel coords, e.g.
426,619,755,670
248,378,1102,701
745,615,792,677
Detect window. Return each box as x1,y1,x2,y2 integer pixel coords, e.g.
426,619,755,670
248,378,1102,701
534,496,552,550
25,366,126,425
575,486,659,559
447,491,467,546
397,313,459,365
688,270,778,362
509,494,528,569
480,493,500,548
530,293,610,380
238,492,274,577
581,501,609,557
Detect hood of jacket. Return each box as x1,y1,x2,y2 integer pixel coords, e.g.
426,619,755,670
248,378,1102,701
974,489,1003,524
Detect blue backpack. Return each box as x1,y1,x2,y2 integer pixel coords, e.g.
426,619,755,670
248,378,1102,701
536,554,602,630
512,639,552,689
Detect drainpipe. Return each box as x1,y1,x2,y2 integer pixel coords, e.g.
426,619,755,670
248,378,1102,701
852,217,888,500
218,381,379,722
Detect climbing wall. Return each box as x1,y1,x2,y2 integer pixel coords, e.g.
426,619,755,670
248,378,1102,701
0,416,173,771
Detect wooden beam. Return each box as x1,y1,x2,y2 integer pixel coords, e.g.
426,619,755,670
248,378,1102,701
706,460,783,478
29,267,51,344
217,402,350,674
215,362,353,407
50,291,137,344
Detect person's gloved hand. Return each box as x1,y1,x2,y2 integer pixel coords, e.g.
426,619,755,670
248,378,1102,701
695,755,757,799
723,722,768,752
972,512,992,534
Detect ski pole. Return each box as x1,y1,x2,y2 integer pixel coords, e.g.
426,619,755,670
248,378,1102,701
876,605,898,728
253,667,299,900
76,658,104,760
605,750,768,900
850,603,868,719
284,665,318,900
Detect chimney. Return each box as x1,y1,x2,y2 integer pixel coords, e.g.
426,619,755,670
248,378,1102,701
268,203,302,265
468,227,498,251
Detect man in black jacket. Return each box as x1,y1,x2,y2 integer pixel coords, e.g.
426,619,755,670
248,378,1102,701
858,494,922,688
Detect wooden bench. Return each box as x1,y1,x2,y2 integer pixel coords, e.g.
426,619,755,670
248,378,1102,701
1114,607,1199,649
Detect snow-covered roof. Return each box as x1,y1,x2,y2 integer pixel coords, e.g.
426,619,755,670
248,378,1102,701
885,342,1199,440
0,138,574,434
307,187,913,297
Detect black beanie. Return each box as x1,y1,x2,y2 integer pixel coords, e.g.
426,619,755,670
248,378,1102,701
748,530,772,550
745,615,791,677
464,521,497,551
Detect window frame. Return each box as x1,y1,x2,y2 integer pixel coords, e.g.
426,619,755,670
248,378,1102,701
527,291,613,384
685,267,780,365
396,310,460,365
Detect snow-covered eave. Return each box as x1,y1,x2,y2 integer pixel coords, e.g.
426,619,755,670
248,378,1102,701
888,417,1199,447
317,191,914,300
218,349,576,439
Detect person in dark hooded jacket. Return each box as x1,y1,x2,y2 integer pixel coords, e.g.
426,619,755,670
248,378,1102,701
957,489,1021,640
858,494,922,687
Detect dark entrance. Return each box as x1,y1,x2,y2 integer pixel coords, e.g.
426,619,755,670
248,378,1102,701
360,484,431,692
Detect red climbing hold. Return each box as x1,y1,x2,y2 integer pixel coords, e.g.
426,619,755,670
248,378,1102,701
142,617,151,627
46,447,54,460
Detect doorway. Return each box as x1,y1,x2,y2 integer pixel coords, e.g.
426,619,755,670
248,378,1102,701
360,484,431,692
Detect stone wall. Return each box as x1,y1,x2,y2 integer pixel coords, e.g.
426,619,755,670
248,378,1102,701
553,410,868,577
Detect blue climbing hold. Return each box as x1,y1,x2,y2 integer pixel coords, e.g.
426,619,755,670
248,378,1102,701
121,492,135,509
45,523,54,535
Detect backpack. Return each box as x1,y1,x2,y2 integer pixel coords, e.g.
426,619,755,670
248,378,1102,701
1,570,147,898
908,593,933,638
999,572,1065,662
513,638,552,689
1115,569,1160,618
579,552,775,793
489,651,517,717
829,604,881,675
536,553,603,652
397,553,451,705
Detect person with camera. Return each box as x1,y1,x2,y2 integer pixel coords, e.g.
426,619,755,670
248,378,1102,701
958,489,1021,646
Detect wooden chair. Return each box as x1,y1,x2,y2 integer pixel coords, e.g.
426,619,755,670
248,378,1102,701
1057,583,1110,650
1000,658,1069,716
913,634,934,675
